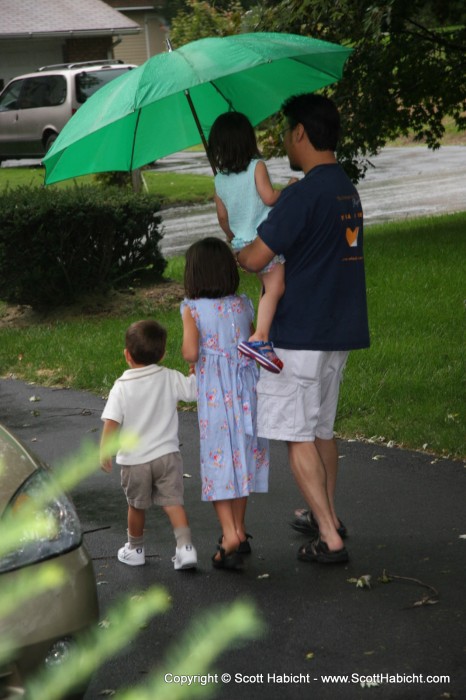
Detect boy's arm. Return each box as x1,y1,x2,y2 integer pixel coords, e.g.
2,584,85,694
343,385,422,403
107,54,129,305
176,371,197,402
100,419,120,473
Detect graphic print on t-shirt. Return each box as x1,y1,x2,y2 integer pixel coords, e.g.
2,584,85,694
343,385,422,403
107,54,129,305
346,226,360,247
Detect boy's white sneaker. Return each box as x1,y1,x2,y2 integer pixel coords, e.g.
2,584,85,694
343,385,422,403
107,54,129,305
172,544,197,570
118,543,145,566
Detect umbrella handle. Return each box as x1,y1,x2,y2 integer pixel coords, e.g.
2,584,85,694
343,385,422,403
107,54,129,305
166,38,216,175
184,89,217,175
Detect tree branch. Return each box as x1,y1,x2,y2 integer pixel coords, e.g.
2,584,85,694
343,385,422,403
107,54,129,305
404,17,466,52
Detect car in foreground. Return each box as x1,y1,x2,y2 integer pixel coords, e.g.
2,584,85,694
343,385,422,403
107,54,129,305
0,423,99,699
0,59,135,162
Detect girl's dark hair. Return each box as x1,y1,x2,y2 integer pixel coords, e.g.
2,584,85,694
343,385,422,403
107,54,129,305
184,237,239,299
208,112,262,173
282,93,340,151
125,320,167,365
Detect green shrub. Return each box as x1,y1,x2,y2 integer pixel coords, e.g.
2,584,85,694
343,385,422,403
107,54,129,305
0,186,166,308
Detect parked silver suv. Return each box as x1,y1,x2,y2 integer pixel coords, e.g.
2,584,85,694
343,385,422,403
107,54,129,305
0,60,135,163
0,422,99,698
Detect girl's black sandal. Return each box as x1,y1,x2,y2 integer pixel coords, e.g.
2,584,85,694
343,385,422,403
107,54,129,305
212,546,244,570
217,533,253,554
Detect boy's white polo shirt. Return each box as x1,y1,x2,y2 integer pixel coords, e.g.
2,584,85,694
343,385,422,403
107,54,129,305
101,364,196,465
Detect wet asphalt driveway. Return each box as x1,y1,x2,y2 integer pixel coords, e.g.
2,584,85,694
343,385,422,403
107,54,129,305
157,145,466,257
0,378,464,700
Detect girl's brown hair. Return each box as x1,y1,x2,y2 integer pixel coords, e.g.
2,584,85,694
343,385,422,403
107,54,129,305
208,112,261,174
184,237,239,299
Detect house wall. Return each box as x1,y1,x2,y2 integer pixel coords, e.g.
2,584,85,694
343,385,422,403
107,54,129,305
0,35,115,88
112,11,167,65
64,36,114,63
0,38,65,85
0,5,166,87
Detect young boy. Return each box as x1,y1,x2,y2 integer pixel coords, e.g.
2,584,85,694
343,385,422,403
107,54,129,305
100,319,197,570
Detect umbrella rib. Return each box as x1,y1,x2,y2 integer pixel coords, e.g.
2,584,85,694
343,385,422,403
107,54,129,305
291,55,348,81
209,81,234,111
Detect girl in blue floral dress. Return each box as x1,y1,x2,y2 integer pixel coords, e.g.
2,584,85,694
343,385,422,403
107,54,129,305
181,237,269,570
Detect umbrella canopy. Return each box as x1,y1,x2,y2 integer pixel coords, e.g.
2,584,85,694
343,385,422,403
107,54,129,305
43,32,352,185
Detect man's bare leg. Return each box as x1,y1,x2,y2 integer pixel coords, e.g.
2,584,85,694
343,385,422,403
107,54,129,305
288,441,343,552
315,436,340,530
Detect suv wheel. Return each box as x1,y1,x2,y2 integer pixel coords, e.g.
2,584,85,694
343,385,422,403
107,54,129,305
45,132,58,152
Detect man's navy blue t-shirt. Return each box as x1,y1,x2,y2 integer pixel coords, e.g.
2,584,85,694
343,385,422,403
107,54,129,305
258,163,370,351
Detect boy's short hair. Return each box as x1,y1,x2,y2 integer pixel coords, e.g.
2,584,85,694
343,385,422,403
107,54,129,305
125,320,167,365
282,93,340,151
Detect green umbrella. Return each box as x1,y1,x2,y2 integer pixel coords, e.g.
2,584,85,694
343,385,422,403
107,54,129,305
43,32,352,185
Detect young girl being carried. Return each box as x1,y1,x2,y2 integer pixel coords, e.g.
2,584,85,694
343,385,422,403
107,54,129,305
181,237,269,570
208,111,296,374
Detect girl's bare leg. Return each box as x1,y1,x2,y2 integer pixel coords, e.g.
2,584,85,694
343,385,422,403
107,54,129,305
232,496,248,541
213,500,241,559
249,263,285,342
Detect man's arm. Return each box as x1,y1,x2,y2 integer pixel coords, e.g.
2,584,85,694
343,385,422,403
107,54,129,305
236,236,275,272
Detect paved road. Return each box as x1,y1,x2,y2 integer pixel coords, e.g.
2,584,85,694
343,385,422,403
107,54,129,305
1,378,465,700
157,146,466,257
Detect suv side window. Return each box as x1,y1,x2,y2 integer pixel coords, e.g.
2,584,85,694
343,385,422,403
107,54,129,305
75,68,132,104
18,76,67,110
0,79,24,111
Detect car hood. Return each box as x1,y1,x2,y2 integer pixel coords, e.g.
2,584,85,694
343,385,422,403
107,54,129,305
0,425,40,516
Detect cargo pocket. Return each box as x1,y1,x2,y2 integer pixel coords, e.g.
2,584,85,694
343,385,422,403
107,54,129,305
257,378,297,436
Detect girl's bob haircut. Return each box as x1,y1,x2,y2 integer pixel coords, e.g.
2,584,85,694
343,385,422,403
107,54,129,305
184,237,239,299
208,111,261,174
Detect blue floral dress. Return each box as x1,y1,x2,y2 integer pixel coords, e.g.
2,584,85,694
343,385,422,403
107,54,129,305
181,294,269,501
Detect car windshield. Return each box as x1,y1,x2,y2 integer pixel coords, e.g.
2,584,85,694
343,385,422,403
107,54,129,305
75,68,133,104
0,80,23,111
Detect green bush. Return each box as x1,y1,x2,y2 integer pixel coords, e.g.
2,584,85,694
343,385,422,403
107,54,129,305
0,186,166,308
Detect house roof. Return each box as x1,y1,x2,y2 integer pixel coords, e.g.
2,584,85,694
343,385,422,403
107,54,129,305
0,0,140,38
106,1,164,10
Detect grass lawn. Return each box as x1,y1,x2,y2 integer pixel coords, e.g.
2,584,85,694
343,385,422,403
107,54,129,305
339,212,465,459
0,212,464,460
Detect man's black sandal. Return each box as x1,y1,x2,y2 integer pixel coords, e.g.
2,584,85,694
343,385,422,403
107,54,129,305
297,538,349,564
290,510,347,539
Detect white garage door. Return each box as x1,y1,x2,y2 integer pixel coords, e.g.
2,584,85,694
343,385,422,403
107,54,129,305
0,38,65,87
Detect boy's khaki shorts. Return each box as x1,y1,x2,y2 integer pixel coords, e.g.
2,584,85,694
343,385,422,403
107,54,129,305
257,349,349,442
120,451,184,509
